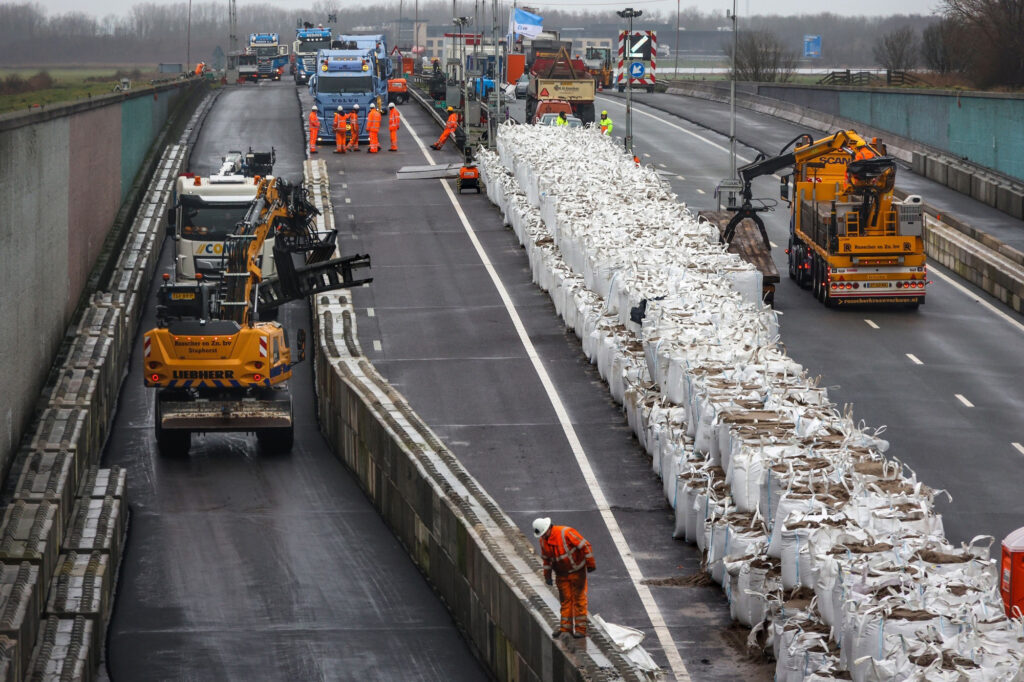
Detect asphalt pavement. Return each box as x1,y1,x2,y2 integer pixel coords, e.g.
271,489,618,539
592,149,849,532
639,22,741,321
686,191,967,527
326,90,775,680
101,81,485,681
592,91,1024,545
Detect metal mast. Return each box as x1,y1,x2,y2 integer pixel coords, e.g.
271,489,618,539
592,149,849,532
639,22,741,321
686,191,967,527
229,0,238,54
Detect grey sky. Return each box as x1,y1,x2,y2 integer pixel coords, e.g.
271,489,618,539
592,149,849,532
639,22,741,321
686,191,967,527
34,0,942,19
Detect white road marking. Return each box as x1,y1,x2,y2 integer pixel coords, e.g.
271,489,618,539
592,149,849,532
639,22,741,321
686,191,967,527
643,152,651,158
658,162,667,168
348,214,355,220
342,183,348,189
695,188,705,195
597,95,751,162
770,241,778,248
906,353,923,365
677,175,686,180
372,340,382,351
1012,442,1024,456
406,116,693,682
955,394,974,407
367,308,375,317
338,170,345,175
865,319,879,329
345,197,351,204
928,263,1024,336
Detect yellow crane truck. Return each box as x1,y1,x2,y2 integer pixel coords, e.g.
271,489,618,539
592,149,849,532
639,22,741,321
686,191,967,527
724,129,927,308
143,176,371,455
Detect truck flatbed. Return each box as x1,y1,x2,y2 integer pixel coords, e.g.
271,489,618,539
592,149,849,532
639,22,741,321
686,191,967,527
698,210,780,305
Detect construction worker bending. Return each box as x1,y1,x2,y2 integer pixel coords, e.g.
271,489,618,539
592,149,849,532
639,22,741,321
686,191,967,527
431,106,458,150
599,110,613,136
347,104,360,152
533,517,595,638
333,106,347,154
366,103,382,153
853,141,877,162
308,105,320,154
555,111,569,127
387,102,400,152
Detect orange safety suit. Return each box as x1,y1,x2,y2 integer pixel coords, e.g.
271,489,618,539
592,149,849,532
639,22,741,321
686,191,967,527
366,108,382,153
333,112,347,153
347,111,360,151
539,525,596,636
388,107,401,151
308,110,320,154
433,112,458,149
853,144,877,162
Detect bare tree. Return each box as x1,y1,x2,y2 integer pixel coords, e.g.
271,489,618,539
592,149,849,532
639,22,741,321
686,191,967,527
728,30,798,82
873,26,918,71
941,0,1024,86
921,17,967,73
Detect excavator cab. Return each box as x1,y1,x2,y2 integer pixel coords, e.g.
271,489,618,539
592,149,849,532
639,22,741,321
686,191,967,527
847,156,896,193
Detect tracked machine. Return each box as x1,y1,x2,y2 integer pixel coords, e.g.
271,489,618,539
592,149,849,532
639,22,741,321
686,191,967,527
725,130,927,308
144,176,371,455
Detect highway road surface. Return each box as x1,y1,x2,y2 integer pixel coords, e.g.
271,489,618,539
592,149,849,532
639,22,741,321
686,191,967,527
101,81,485,681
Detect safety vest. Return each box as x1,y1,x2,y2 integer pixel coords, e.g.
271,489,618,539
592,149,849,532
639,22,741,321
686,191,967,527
348,112,359,133
600,117,613,135
853,146,876,162
555,117,568,127
333,113,345,133
540,525,595,576
388,108,400,131
366,109,381,132
309,111,320,130
445,112,458,130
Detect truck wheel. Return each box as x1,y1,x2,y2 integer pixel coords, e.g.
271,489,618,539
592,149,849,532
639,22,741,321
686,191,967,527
577,103,595,125
787,240,797,280
646,85,654,94
617,85,625,93
811,257,821,300
258,425,293,454
155,400,190,456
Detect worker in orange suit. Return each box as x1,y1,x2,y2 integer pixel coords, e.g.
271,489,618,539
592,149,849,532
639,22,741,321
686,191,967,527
387,102,400,152
853,141,877,162
430,106,458,150
194,62,205,76
333,106,347,154
347,104,360,152
308,105,320,154
533,517,596,639
366,102,382,153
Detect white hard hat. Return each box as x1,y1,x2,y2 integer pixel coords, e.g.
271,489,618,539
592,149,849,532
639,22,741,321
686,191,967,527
311,105,318,111
532,517,552,537
337,106,343,111
388,102,395,108
353,103,360,109
369,102,376,109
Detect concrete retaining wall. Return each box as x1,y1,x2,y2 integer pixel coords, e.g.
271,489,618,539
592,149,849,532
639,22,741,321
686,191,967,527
0,80,200,482
304,161,645,681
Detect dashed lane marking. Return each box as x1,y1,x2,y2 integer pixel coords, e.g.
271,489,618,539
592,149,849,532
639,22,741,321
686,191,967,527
367,308,375,317
372,340,382,351
955,394,974,407
348,214,355,220
928,263,1024,336
643,152,651,158
677,175,686,180
1013,442,1024,456
345,197,351,204
865,319,879,329
906,353,923,365
406,114,693,682
658,162,667,168
695,188,705,195
770,241,778,248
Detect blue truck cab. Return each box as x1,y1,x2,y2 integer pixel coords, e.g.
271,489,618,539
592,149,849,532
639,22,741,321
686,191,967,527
293,26,333,84
247,33,289,79
308,48,383,143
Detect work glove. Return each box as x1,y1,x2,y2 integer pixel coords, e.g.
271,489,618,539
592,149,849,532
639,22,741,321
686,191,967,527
587,565,596,573
545,575,553,586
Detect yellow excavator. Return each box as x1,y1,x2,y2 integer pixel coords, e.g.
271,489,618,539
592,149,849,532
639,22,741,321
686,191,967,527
724,129,927,308
143,176,371,454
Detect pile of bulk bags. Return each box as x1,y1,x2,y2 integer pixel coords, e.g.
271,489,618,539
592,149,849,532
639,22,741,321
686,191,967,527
478,124,1024,681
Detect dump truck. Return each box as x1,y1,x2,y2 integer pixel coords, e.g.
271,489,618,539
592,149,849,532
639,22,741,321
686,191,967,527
144,176,372,455
526,47,596,125
727,130,927,308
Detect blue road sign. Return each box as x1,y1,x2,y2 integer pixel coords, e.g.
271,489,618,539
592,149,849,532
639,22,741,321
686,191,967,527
629,61,645,79
803,35,822,59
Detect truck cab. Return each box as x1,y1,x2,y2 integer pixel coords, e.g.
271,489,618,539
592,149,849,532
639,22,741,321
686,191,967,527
248,33,289,80
309,48,382,142
293,26,333,84
168,153,276,282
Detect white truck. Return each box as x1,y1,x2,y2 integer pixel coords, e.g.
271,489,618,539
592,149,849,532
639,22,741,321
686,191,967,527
167,151,277,282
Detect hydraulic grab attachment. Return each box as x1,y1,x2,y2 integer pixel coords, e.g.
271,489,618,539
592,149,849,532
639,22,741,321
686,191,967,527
144,176,372,455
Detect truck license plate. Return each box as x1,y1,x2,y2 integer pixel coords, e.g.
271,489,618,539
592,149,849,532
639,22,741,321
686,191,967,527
864,282,888,288
171,292,196,300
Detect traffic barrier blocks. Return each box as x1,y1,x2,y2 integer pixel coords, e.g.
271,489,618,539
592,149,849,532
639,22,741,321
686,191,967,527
0,502,59,614
996,184,1024,220
925,155,948,185
0,562,41,679
62,498,123,568
12,453,76,542
74,308,124,373
105,268,146,338
42,369,106,462
76,467,125,502
28,410,90,493
62,335,118,440
26,616,95,682
44,552,111,637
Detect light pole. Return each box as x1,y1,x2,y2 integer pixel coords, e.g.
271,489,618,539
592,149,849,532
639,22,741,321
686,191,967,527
728,0,738,180
616,7,642,155
674,0,680,80
186,0,193,71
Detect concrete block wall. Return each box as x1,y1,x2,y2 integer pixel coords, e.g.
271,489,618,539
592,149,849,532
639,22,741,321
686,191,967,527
304,161,646,681
0,81,198,482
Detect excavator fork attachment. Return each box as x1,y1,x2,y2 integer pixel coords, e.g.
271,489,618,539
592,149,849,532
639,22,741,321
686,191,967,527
258,253,372,309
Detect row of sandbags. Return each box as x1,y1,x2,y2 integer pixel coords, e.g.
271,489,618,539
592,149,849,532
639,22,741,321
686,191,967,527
478,123,1024,681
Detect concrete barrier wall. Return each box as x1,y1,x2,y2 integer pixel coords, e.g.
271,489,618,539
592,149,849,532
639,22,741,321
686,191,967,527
0,81,194,481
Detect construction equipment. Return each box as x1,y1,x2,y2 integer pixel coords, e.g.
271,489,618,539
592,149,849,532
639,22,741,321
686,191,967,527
526,47,596,124
144,176,372,455
457,148,481,194
728,130,927,307
584,47,613,89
